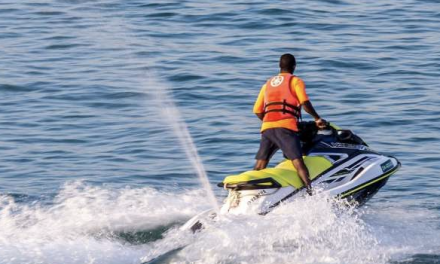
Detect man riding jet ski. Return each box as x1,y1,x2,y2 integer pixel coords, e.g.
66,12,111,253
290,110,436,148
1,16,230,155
252,53,327,195
181,54,400,232
181,122,400,232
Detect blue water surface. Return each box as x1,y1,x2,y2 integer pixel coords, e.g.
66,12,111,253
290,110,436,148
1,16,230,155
1,1,440,263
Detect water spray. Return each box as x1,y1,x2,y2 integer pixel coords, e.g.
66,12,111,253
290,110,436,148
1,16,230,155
90,0,219,212
149,76,219,212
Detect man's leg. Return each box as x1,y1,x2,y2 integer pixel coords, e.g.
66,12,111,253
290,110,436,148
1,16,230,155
254,159,269,170
292,158,312,192
254,130,278,171
274,128,313,194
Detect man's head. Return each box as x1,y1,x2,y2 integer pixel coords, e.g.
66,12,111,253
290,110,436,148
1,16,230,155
279,53,296,73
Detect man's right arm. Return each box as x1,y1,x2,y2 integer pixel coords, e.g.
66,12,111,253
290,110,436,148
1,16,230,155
293,78,326,128
303,101,327,128
302,101,320,121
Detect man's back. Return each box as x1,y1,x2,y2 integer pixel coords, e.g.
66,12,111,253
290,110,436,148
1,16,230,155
253,73,309,132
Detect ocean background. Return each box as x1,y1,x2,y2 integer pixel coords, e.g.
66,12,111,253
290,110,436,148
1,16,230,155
1,0,440,263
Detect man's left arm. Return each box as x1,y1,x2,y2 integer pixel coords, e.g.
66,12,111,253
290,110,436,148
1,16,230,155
253,84,266,121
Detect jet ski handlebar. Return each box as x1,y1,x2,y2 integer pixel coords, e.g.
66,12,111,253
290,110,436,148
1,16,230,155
297,120,329,132
298,120,368,147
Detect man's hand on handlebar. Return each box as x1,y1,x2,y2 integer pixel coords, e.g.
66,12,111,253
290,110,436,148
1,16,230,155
315,118,328,129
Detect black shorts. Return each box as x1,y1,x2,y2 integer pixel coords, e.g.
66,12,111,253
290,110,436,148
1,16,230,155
255,128,302,161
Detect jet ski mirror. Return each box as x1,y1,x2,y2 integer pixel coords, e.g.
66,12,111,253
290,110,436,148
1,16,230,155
337,130,353,141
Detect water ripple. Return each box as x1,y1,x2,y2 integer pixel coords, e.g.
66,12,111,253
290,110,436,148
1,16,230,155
1,0,440,262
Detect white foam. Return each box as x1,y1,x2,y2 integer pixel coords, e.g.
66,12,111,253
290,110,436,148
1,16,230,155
0,181,210,264
2,183,440,264
142,192,440,264
142,193,388,264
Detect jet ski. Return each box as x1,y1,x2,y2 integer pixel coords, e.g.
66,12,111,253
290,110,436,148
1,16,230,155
182,122,401,232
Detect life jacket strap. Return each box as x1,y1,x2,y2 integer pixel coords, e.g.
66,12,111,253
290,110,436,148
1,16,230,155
264,100,301,118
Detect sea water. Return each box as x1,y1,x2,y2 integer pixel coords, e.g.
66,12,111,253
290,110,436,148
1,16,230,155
1,0,440,263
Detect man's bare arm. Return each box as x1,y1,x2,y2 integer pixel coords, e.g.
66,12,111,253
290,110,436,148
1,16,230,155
302,101,327,128
302,101,320,120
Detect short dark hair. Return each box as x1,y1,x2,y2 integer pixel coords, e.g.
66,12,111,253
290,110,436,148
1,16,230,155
279,53,296,72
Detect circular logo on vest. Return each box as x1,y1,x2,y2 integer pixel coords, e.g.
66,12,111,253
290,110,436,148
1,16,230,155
270,76,284,87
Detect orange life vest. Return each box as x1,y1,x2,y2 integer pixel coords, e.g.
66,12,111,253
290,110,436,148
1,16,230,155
263,74,301,122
